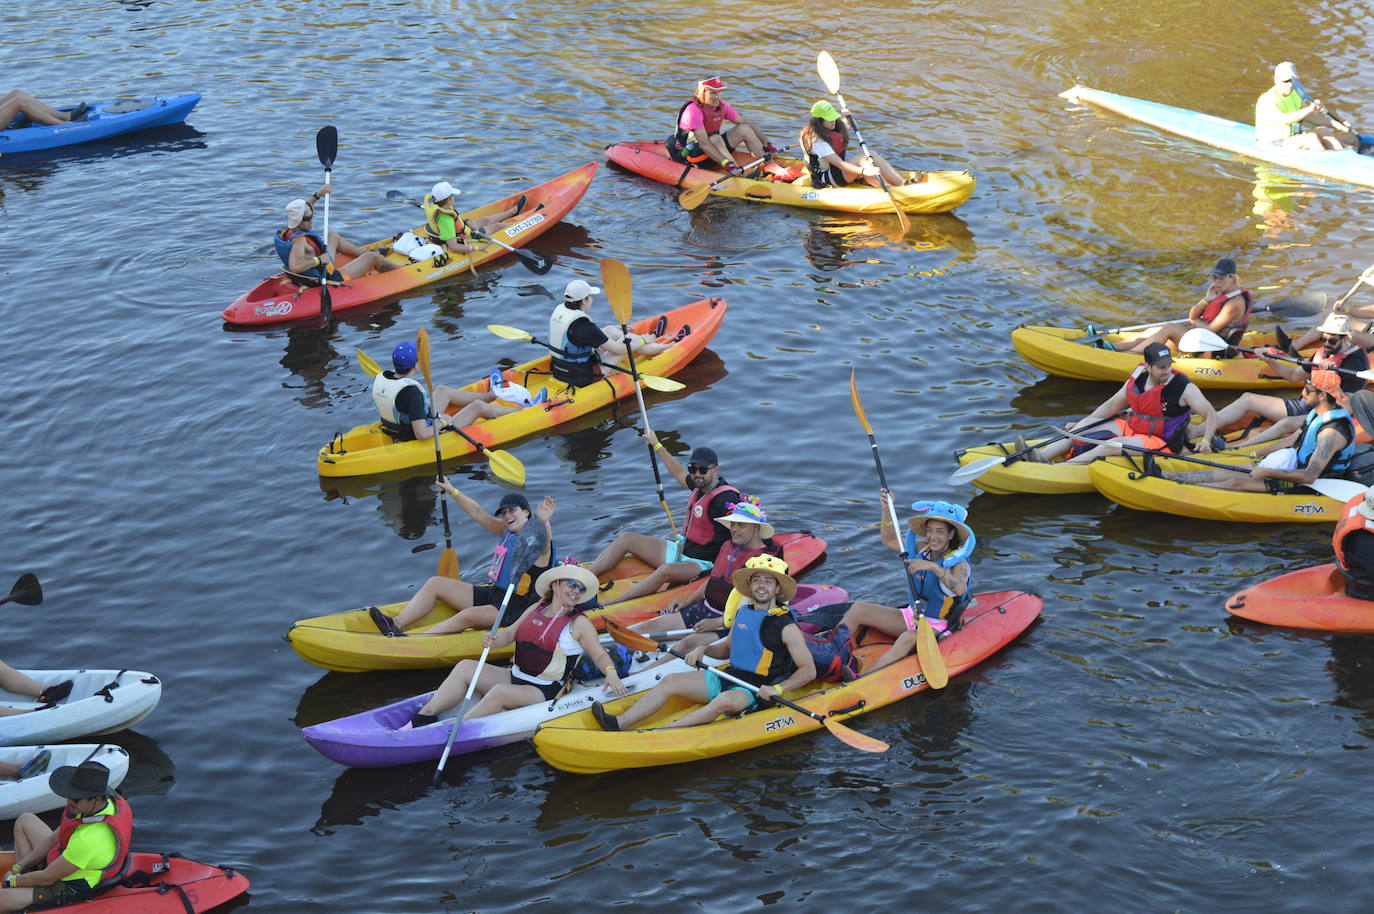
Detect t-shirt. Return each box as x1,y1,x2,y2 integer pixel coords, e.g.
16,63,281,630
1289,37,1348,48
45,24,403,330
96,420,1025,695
808,137,838,159
679,99,739,133
566,315,609,350
1255,86,1304,143
1343,529,1374,600
395,385,428,424
432,210,459,242
62,802,118,889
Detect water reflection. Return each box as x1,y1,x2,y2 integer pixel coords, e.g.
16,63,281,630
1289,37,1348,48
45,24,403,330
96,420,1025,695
96,729,176,798
802,212,977,272
0,124,206,188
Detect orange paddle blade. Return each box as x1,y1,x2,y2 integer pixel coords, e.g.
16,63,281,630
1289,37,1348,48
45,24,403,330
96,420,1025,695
437,548,460,579
849,368,874,435
600,258,633,326
821,717,888,753
606,619,658,652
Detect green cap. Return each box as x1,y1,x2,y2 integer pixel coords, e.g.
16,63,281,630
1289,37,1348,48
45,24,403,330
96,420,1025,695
811,100,842,121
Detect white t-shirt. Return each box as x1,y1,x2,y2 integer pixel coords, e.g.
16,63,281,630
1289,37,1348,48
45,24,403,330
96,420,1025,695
809,137,838,159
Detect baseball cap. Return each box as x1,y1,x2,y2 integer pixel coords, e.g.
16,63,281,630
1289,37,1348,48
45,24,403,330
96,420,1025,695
493,492,532,514
1209,257,1237,277
392,341,418,372
1274,62,1298,82
1309,369,1343,398
688,446,719,466
1143,342,1174,366
564,279,601,301
285,198,309,228
810,100,842,121
431,181,459,202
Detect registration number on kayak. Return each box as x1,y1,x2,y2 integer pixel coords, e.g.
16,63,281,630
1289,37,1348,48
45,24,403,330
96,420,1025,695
801,190,821,200
253,301,292,317
505,213,546,237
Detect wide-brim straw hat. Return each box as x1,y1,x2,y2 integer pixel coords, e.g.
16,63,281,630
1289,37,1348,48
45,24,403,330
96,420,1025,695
535,562,600,599
730,554,797,602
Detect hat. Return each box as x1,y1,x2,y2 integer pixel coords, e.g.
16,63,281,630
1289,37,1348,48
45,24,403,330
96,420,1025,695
1357,489,1374,521
563,279,601,302
431,181,459,202
714,494,775,539
285,198,309,228
1308,368,1344,399
49,761,113,800
1274,61,1298,82
535,559,600,599
392,341,418,372
493,492,531,515
810,99,842,121
688,446,719,467
697,77,727,91
907,500,974,551
1143,342,1174,366
730,554,797,602
1209,257,1238,277
1318,312,1352,336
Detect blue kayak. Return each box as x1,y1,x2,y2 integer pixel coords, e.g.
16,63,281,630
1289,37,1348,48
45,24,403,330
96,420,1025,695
0,93,201,156
1061,85,1374,189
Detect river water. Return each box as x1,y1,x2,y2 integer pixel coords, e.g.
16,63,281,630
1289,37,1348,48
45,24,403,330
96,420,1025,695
4,0,1374,910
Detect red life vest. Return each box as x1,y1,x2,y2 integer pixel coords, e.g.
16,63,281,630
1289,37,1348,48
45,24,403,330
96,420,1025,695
1122,366,1189,440
819,126,847,157
1333,494,1374,571
46,795,133,889
1315,343,1360,371
703,538,784,610
1198,289,1253,340
683,483,740,548
512,606,578,683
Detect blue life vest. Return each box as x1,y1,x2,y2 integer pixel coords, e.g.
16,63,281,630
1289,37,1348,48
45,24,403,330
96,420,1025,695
726,602,797,687
903,530,973,620
1296,407,1355,476
274,227,326,279
487,529,557,592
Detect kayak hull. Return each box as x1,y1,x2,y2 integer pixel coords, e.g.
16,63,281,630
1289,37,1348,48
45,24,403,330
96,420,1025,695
0,745,129,818
1089,456,1342,523
605,141,975,214
316,297,725,477
532,590,1041,774
0,671,162,745
222,163,597,327
1226,564,1374,631
0,851,248,913
0,94,200,156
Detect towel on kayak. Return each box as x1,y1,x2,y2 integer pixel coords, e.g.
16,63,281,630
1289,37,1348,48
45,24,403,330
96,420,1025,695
488,369,547,408
392,231,444,262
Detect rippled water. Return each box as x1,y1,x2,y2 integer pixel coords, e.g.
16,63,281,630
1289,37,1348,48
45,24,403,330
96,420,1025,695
5,0,1374,909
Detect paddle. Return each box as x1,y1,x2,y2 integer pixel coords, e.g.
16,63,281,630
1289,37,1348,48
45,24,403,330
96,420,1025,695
433,521,549,783
677,145,792,210
1289,74,1359,137
1349,390,1374,440
315,126,337,323
484,324,686,391
0,574,41,608
383,190,552,274
605,620,888,753
601,258,678,537
848,369,947,689
355,346,525,487
1078,292,1327,344
816,51,911,235
1179,328,1374,382
1329,265,1374,314
416,329,461,579
948,411,1128,485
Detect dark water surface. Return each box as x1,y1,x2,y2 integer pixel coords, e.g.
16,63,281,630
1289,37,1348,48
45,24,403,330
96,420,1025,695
5,0,1374,910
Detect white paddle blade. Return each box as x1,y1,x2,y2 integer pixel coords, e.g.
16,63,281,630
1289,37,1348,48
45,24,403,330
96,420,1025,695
1310,478,1366,502
816,51,841,93
1178,327,1230,353
948,455,1006,485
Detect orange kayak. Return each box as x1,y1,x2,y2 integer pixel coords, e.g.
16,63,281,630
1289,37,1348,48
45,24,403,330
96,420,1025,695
1225,563,1374,632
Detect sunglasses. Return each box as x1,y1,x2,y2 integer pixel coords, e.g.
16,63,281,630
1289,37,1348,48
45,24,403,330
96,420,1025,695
1322,335,1345,345
687,464,713,475
560,579,587,593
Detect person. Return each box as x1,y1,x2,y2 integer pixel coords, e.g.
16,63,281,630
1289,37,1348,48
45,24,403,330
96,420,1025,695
275,190,398,285
1255,62,1358,151
668,77,774,175
1334,489,1374,600
371,340,515,442
1212,313,1369,436
1291,272,1374,350
1112,258,1254,356
1018,342,1219,464
0,91,88,128
407,561,628,727
0,750,50,782
0,664,71,719
548,279,681,388
0,761,132,913
422,181,534,255
584,441,739,602
590,555,815,731
799,99,917,189
834,498,977,670
369,479,555,637
1154,369,1354,493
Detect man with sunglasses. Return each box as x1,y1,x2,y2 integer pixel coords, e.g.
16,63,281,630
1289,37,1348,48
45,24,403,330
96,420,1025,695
276,188,397,285
1255,61,1359,151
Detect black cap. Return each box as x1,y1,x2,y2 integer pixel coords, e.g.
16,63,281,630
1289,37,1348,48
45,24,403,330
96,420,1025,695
688,446,719,467
1210,257,1237,277
493,493,531,514
49,761,112,799
1143,342,1174,366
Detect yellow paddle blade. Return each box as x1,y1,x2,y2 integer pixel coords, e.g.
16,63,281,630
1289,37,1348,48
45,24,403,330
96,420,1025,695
848,368,874,435
887,193,911,236
637,373,685,392
437,548,460,579
356,347,382,379
606,619,658,652
601,258,633,326
678,182,714,211
416,327,434,393
816,50,841,94
821,716,889,753
916,618,948,689
483,447,526,487
487,323,532,342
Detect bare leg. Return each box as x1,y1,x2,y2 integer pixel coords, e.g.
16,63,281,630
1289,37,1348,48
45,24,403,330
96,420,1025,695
661,688,753,729
1116,323,1187,354
1064,435,1155,465
696,133,734,166
424,603,499,637
855,150,906,188
586,532,669,578
839,601,910,640
13,812,53,861
0,663,43,698
440,396,518,428
465,682,547,719
723,123,766,159
393,577,477,631
615,670,712,729
871,629,920,671
416,660,510,717
1213,393,1289,431
0,90,71,127
0,886,37,913
0,762,16,777
605,562,701,606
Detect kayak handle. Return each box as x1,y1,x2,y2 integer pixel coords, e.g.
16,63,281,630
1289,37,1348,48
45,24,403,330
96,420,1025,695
827,699,867,717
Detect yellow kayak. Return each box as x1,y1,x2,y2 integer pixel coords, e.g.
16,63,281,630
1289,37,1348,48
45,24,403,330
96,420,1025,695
1088,456,1343,523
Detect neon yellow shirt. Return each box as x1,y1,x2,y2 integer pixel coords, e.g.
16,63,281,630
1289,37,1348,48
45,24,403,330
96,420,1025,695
1255,85,1304,143
61,800,117,889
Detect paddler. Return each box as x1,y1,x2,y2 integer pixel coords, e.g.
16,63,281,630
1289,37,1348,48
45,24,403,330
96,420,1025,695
1334,490,1374,600
799,99,917,189
547,279,680,389
1017,342,1218,464
1109,258,1254,357
589,555,815,731
667,77,775,176
0,663,70,719
423,180,531,256
371,340,515,443
406,561,627,728
368,478,555,638
277,192,398,284
834,498,975,669
1255,62,1362,151
0,90,88,126
1150,369,1354,492
0,761,133,912
1289,271,1374,350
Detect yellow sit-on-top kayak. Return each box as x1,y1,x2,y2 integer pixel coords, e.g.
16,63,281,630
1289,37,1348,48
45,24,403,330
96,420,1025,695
1089,455,1343,523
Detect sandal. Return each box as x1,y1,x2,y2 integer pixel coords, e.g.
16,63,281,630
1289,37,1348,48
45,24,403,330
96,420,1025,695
37,680,72,705
591,701,620,731
368,606,404,637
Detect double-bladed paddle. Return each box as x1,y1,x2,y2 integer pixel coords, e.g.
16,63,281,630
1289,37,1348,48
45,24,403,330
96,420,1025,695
382,190,552,274
1077,292,1327,345
0,574,42,608
948,411,1128,485
315,126,337,323
484,324,686,391
676,145,793,211
1179,328,1374,384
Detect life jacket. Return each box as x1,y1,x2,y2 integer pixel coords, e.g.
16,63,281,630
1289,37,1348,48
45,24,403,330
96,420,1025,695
725,602,798,687
1121,366,1192,449
274,227,325,280
683,483,741,558
1333,494,1374,574
705,538,784,612
371,372,429,440
549,304,600,387
803,125,848,185
1198,289,1254,343
1313,343,1362,373
47,795,133,890
422,193,465,244
1296,407,1355,475
486,529,556,594
901,533,974,620
511,606,582,684
674,98,728,148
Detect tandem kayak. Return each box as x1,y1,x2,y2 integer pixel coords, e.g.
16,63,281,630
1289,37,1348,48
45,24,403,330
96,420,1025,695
0,94,201,157
222,162,597,327
0,744,129,818
285,532,827,672
1011,325,1307,388
316,297,725,477
605,141,975,214
1061,85,1374,190
0,851,248,914
0,670,162,745
531,589,1042,774
1089,456,1344,523
1226,563,1374,632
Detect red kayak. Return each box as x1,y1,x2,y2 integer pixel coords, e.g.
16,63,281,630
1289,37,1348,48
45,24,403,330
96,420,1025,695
0,851,248,913
1225,563,1374,632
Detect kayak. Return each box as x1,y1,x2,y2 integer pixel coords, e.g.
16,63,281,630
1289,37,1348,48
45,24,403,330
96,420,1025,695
0,671,162,745
604,141,975,214
300,586,848,767
0,94,201,157
1011,325,1307,388
286,531,826,672
1226,563,1374,631
531,589,1041,774
1061,85,1374,190
316,297,724,477
0,851,248,914
0,744,129,818
222,162,597,327
1088,456,1343,523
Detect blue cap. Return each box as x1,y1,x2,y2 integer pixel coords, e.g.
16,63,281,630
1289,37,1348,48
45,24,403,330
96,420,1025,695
392,341,418,372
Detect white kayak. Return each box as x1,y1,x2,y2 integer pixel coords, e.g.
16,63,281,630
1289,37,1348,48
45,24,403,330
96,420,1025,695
1061,85,1374,189
0,744,130,818
0,670,162,746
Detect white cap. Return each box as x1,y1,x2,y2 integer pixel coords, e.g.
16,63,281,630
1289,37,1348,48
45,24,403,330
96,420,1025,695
1318,312,1352,336
564,279,601,302
1358,488,1374,521
431,181,459,202
1274,61,1298,82
285,199,308,228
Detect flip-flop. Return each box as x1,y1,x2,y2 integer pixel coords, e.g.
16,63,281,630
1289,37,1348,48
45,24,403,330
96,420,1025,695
651,315,668,337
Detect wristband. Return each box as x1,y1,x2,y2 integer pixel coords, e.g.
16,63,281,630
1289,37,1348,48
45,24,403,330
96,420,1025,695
602,665,615,675
652,441,664,452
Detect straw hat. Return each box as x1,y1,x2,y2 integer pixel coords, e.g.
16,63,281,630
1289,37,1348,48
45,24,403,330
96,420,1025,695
1318,313,1353,336
730,554,796,602
535,560,599,599
714,495,775,539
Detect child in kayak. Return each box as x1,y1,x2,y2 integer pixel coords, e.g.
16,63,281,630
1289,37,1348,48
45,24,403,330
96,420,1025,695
799,99,915,189
370,340,514,443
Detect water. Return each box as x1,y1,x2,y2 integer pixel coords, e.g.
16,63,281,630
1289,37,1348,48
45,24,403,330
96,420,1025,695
4,0,1374,909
